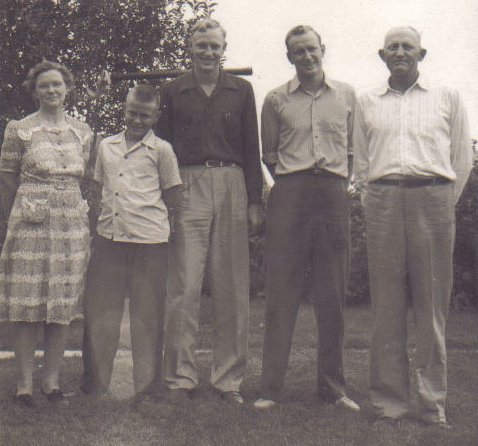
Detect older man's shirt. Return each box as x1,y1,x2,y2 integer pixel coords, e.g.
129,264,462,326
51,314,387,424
353,77,472,201
157,70,263,204
95,130,181,243
261,76,357,177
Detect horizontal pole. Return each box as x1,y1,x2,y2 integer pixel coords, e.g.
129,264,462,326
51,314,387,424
111,67,253,81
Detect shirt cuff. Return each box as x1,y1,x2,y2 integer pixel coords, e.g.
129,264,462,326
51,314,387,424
262,152,278,165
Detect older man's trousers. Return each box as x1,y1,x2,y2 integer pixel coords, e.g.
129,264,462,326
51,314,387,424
260,173,350,401
364,182,455,423
163,166,249,392
82,236,167,395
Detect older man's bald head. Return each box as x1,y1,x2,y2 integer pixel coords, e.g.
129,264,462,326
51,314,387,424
383,26,422,48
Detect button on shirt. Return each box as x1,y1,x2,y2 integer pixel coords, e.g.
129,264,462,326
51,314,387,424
261,76,357,177
157,70,263,203
353,77,472,201
95,130,182,243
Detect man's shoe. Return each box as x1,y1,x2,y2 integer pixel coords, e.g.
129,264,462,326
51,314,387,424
131,391,161,410
420,419,452,430
221,391,244,405
14,393,35,408
334,396,360,412
373,416,402,428
253,398,276,410
167,388,193,404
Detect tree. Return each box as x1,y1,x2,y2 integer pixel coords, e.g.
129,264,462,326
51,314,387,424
0,0,217,137
0,0,217,238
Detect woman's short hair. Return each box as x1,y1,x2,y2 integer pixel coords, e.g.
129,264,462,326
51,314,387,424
23,60,75,94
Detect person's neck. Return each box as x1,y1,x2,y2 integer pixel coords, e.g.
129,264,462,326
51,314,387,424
194,67,220,88
37,107,65,126
389,72,419,93
125,131,145,149
298,71,325,94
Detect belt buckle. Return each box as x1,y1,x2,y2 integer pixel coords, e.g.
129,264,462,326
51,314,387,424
205,160,217,168
312,168,323,176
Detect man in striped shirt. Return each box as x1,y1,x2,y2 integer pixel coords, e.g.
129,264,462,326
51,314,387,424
353,27,472,428
254,25,360,412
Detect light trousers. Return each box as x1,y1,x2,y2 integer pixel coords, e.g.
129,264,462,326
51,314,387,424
364,183,455,422
261,173,350,401
163,166,249,392
82,236,167,395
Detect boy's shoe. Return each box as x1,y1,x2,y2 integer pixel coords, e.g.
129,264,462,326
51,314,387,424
253,398,277,410
221,391,244,405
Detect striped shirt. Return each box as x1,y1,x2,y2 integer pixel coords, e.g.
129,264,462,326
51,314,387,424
353,77,472,201
261,75,357,177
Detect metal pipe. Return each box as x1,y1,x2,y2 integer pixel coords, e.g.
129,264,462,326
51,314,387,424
110,67,253,81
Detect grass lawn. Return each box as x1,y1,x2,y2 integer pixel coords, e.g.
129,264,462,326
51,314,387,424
1,298,477,446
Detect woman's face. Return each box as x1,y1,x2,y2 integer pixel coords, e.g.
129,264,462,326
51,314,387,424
34,69,68,110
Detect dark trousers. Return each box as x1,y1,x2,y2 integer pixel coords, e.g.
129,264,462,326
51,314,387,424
82,235,167,394
261,174,350,401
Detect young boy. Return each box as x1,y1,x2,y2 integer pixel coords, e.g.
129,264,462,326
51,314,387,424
81,84,181,404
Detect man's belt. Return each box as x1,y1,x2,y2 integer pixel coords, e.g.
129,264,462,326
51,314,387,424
277,168,343,179
370,177,450,188
188,160,238,168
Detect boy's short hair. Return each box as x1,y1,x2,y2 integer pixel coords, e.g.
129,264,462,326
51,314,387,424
127,84,160,108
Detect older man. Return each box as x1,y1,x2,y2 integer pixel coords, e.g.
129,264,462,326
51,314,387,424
253,25,359,412
157,18,263,405
353,27,472,427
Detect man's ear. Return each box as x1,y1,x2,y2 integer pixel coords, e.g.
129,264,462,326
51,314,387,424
379,49,385,62
419,48,427,61
287,51,294,65
321,44,326,56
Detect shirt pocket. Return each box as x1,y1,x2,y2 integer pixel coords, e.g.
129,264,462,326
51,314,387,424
175,115,201,144
319,118,348,149
223,111,241,142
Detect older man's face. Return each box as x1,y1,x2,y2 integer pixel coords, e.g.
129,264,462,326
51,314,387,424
380,29,425,80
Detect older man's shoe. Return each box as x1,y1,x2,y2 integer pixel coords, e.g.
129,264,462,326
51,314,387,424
334,396,360,412
253,398,277,410
221,391,244,405
15,393,35,408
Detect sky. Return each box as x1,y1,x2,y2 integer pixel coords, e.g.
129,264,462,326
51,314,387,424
212,0,478,138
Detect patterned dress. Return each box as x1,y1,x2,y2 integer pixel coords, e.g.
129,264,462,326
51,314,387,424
0,112,92,324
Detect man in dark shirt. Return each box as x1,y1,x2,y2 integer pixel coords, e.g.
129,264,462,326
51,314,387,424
157,18,263,405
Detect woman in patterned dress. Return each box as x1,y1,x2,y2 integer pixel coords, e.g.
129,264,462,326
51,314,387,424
0,61,92,406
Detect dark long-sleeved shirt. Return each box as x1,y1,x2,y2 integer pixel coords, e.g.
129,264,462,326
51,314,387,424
156,70,263,204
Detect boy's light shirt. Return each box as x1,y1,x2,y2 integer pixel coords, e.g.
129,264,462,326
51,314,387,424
94,129,181,243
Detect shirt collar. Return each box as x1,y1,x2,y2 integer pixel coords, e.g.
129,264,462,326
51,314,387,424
377,72,429,95
289,74,337,94
177,69,240,93
109,129,156,150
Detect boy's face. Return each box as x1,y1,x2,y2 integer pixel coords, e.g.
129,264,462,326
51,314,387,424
124,97,159,142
